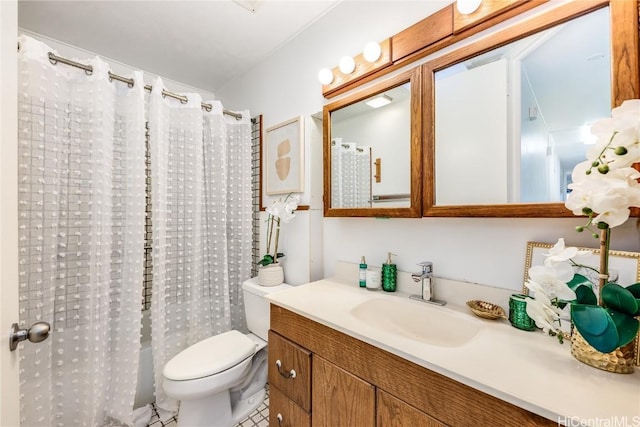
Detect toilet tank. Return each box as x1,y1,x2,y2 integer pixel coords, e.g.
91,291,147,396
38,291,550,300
242,279,292,341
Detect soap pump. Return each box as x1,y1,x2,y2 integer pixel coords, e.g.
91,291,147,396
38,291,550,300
359,256,367,287
381,252,397,292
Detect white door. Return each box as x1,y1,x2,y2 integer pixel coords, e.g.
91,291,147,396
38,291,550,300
1,1,21,426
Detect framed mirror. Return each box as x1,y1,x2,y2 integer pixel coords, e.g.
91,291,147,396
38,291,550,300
423,1,639,217
323,67,422,217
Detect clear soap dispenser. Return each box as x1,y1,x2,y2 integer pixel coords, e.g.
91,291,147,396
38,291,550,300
381,252,397,292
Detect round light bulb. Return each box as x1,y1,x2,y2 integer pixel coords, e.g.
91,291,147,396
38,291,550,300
318,68,334,85
363,42,382,63
338,56,356,74
456,0,482,15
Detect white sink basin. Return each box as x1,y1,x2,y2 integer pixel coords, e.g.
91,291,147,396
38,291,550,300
350,297,481,347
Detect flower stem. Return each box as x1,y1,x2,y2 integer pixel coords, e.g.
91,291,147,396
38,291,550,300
598,227,610,306
590,131,618,171
569,259,600,275
266,214,274,257
273,218,281,262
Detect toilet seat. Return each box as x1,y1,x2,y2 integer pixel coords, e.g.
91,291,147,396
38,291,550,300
164,330,256,381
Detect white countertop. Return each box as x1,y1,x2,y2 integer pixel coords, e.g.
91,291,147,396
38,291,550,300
266,277,640,425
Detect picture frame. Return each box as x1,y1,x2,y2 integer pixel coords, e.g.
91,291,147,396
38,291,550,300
264,116,304,195
522,241,640,366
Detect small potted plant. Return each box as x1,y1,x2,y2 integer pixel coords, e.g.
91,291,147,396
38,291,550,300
257,193,300,286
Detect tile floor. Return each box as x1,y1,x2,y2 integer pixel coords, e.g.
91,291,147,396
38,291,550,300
148,385,270,427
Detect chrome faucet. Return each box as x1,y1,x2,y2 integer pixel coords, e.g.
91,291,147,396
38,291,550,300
409,262,446,306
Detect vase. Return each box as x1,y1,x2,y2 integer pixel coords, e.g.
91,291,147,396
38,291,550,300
570,328,635,374
257,263,284,287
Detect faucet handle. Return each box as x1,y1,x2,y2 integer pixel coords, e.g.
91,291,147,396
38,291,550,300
417,261,432,274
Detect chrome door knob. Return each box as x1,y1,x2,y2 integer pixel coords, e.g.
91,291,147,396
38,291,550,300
9,322,50,351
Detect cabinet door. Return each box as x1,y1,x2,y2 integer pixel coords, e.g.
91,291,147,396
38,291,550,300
377,390,447,427
270,386,311,427
268,330,312,411
312,355,375,427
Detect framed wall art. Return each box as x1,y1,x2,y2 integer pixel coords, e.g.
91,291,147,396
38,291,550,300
523,242,640,290
264,116,304,195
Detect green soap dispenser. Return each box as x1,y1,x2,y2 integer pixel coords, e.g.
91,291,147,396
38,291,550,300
381,252,397,292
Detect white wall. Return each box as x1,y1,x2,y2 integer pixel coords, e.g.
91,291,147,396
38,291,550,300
218,1,640,290
435,59,509,205
520,66,551,202
19,29,217,101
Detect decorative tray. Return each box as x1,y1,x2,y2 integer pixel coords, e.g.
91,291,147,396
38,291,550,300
466,300,507,320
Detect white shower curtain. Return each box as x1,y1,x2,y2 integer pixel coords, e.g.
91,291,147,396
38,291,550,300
17,36,146,426
148,79,252,415
331,141,372,208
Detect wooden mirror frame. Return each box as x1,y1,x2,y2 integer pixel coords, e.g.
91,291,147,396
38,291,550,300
323,67,423,217
423,0,639,217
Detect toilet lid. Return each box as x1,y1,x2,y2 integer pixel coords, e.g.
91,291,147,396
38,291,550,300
163,330,256,381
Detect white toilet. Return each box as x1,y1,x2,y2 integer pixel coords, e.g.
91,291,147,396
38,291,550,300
162,278,291,427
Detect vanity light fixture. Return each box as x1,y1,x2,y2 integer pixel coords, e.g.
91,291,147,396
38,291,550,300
363,42,382,63
338,56,356,74
366,94,392,109
318,68,334,85
317,38,391,93
456,0,482,15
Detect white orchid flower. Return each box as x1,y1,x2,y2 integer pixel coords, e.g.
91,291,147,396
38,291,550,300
279,209,296,223
588,100,640,171
265,203,280,218
587,127,640,170
527,266,577,301
566,163,640,228
525,294,563,335
567,99,640,230
543,238,590,265
590,100,640,144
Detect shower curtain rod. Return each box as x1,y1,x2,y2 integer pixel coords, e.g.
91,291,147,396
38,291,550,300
44,51,243,120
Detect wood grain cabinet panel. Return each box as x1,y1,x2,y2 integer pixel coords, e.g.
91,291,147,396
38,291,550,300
268,330,312,412
269,386,311,427
311,355,375,427
377,390,446,427
270,305,555,427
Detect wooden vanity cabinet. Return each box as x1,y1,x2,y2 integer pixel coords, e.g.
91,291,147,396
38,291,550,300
312,355,375,426
269,304,555,427
377,389,445,427
267,330,312,426
269,386,311,427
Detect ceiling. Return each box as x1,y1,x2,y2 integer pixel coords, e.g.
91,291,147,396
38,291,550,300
18,0,342,93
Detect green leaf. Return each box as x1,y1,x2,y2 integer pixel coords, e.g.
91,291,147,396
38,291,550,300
571,304,619,353
567,274,597,305
602,283,639,316
257,254,274,266
625,283,640,298
607,308,639,347
571,304,610,335
567,274,592,291
574,286,598,305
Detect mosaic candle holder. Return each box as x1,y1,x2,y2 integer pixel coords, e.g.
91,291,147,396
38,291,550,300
508,294,536,331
